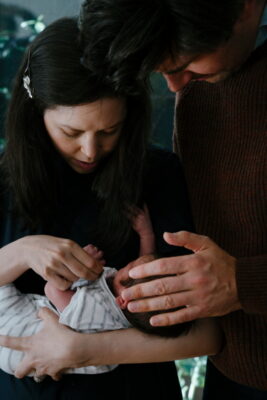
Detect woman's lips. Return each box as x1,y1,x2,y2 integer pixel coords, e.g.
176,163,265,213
73,159,97,171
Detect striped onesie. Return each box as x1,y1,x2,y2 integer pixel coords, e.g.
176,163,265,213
0,267,131,376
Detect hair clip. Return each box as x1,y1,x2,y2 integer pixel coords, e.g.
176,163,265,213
23,75,33,99
23,50,33,99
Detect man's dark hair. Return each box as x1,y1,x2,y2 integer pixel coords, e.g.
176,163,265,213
80,0,246,92
122,275,193,337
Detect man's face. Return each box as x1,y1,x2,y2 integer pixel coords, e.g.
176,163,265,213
157,5,258,92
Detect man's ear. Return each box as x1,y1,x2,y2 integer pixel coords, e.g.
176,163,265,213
237,0,259,23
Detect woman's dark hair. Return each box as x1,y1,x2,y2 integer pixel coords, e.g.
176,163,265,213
122,275,193,337
80,0,246,91
1,17,150,253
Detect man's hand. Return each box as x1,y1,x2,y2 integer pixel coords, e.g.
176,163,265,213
0,308,85,380
116,254,157,284
121,231,241,326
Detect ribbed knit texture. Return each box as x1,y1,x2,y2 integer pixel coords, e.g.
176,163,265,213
174,42,267,389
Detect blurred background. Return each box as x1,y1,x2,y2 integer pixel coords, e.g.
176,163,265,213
0,1,206,398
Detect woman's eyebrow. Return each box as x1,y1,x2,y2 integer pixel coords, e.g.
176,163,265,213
60,119,125,132
105,120,125,130
61,124,83,133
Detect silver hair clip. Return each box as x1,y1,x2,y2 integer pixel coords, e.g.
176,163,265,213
23,51,33,99
23,75,33,99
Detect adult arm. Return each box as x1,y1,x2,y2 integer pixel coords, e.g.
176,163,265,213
236,255,267,314
0,308,222,380
0,235,103,289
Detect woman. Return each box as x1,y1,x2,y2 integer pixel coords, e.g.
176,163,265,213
0,17,201,400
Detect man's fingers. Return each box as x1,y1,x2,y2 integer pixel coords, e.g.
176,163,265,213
128,255,189,280
163,231,212,253
126,290,192,313
0,335,28,352
124,267,189,301
150,305,202,327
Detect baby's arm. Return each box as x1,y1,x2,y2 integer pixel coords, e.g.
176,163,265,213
131,204,156,256
44,282,74,312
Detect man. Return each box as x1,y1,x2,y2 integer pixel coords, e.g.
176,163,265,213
79,0,267,398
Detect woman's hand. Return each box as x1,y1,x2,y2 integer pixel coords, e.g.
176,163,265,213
1,235,103,289
0,308,88,380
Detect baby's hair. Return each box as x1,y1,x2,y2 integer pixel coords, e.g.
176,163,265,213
121,275,193,337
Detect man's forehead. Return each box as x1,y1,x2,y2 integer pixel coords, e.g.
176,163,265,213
156,54,197,75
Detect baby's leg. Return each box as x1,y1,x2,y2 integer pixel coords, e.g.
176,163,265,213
131,204,156,256
44,282,74,312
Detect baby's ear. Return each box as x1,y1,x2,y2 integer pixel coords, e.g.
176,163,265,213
115,296,128,310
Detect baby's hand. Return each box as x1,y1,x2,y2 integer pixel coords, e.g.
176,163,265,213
83,244,106,266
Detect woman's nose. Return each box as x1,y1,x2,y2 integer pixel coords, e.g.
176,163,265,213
163,71,194,92
81,135,98,161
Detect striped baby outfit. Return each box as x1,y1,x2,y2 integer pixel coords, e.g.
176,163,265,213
0,267,131,376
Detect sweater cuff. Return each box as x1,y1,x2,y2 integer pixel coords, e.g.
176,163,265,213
236,255,267,314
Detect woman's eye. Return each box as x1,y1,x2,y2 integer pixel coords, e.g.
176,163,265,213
99,129,117,136
62,130,79,138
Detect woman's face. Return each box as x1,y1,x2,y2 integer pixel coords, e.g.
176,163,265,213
44,97,126,174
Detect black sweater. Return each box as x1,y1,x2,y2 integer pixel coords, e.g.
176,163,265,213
0,148,193,400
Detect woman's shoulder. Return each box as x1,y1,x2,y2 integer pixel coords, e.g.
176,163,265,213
146,146,180,164
145,146,184,182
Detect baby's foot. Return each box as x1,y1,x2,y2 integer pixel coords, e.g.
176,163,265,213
83,244,106,265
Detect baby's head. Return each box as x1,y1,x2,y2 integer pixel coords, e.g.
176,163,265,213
112,267,193,338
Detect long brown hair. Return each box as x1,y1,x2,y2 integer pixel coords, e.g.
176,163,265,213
1,17,151,252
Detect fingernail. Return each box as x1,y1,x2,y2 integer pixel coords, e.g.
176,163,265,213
128,302,138,312
129,269,138,278
150,317,161,326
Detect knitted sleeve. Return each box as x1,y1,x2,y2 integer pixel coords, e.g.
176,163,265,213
236,255,267,314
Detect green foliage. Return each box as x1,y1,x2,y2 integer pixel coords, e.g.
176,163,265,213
176,357,207,400
0,15,46,99
0,138,5,152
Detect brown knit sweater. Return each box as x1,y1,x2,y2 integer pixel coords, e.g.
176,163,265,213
174,41,267,390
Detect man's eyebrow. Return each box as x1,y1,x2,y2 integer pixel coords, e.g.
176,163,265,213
164,61,192,75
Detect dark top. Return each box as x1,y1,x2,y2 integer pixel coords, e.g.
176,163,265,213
0,148,193,400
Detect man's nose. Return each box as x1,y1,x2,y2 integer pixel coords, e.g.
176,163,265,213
162,71,194,92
